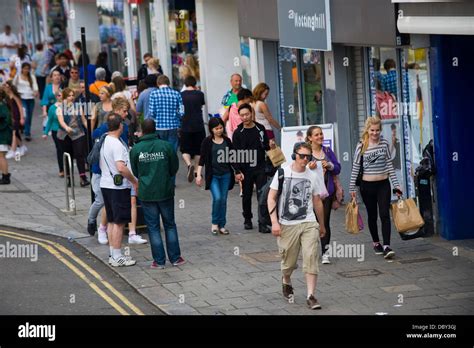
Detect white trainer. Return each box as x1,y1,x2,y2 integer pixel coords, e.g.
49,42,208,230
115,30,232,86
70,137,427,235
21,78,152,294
128,234,148,244
110,255,136,267
19,145,27,156
5,150,14,159
98,229,108,245
322,253,331,264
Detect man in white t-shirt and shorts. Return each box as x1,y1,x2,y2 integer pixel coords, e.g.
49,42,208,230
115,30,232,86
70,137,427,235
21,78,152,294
100,113,138,267
268,141,327,310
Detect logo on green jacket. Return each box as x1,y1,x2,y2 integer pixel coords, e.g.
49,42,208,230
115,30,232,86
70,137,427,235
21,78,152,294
138,152,165,162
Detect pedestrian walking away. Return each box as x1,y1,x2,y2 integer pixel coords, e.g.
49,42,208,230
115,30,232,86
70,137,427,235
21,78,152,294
99,113,138,267
232,103,275,233
267,141,327,310
180,75,205,183
349,116,402,260
196,117,238,236
130,119,185,269
136,73,158,120
306,126,340,264
148,74,184,154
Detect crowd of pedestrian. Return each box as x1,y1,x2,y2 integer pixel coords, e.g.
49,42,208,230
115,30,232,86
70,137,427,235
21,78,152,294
0,24,404,310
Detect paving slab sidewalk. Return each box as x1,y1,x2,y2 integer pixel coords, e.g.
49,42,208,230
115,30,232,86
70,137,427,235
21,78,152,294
1,114,473,315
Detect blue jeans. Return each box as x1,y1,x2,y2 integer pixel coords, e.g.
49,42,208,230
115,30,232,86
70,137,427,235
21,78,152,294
142,198,181,265
210,172,231,227
156,129,179,185
156,129,179,153
22,99,35,137
88,174,104,224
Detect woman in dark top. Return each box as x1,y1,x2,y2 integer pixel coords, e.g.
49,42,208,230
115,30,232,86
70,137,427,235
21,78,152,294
196,117,239,236
180,76,206,182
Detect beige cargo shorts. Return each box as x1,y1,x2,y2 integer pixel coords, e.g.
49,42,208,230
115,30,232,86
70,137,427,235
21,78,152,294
277,221,320,277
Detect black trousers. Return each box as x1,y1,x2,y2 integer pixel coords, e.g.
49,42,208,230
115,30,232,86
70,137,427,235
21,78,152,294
320,193,335,254
360,179,392,246
60,135,87,176
241,168,267,223
36,76,46,100
51,131,64,172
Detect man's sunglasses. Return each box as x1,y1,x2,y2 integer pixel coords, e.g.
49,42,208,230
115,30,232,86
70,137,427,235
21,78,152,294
295,153,312,160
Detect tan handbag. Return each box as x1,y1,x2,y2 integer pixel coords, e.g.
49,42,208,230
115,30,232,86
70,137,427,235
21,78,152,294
345,198,360,234
391,198,425,233
266,146,286,167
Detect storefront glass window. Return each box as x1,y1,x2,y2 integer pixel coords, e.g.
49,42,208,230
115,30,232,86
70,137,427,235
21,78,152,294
403,48,432,165
240,37,251,89
168,0,199,90
278,46,300,127
131,4,141,71
98,0,126,74
368,47,404,198
301,49,323,125
47,0,69,52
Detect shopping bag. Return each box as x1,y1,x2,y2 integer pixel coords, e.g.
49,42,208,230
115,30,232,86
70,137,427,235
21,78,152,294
266,146,286,167
391,198,425,233
345,198,360,234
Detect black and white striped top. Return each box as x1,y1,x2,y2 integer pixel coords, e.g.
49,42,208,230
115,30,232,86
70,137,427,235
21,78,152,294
349,139,400,192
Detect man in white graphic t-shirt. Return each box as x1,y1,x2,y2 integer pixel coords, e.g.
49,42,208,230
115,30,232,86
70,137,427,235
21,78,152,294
268,141,327,310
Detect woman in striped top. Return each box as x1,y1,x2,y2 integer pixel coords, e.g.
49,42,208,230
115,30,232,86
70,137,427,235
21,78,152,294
350,117,402,259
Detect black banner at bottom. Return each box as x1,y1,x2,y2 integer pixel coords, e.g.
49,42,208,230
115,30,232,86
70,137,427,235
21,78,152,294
0,315,471,347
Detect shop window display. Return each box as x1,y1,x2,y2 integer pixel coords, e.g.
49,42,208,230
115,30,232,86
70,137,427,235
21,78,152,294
301,49,323,125
278,46,300,127
368,47,404,198
168,1,199,90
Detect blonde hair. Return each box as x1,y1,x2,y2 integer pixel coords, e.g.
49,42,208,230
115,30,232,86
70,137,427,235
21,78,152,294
252,83,270,102
179,65,193,80
112,97,130,111
148,58,160,71
185,54,199,80
360,116,382,154
100,85,115,97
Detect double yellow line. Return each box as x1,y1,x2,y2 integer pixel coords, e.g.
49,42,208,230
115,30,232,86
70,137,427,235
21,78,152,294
0,229,144,315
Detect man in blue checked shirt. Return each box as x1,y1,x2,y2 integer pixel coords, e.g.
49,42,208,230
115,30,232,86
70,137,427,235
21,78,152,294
148,74,185,153
382,59,398,96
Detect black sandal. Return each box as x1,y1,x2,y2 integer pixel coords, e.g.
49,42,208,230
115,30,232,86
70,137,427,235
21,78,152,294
219,228,230,235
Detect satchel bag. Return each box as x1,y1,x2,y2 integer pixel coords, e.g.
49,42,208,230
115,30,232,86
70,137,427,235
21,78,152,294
391,198,425,233
266,145,286,167
345,198,361,234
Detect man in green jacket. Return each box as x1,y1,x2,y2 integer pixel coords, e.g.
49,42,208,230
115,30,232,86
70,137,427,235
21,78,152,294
130,119,186,269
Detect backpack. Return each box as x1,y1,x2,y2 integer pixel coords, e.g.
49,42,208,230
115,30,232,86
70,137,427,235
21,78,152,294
258,167,285,228
87,133,107,165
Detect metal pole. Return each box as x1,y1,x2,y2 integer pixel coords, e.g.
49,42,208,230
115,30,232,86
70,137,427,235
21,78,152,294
62,153,76,215
80,27,94,205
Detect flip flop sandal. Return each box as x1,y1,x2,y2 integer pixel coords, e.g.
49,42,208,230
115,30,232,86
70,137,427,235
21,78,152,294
212,229,219,236
219,228,230,235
